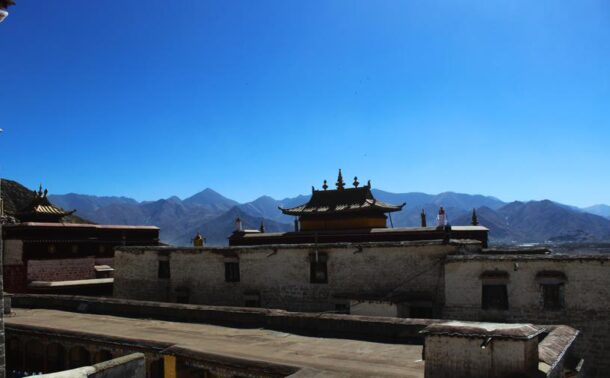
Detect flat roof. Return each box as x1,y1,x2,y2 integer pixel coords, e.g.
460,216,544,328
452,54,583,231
4,222,159,230
119,238,482,253
446,254,610,262
238,225,489,239
28,278,113,288
6,308,425,377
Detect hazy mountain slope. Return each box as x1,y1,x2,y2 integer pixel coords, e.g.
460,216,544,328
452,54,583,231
237,194,311,223
172,206,293,246
454,200,610,243
498,200,610,242
48,193,138,221
372,190,506,210
453,206,515,240
583,204,610,219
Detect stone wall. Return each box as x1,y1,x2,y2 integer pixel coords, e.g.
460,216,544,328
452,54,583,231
114,241,465,314
443,255,610,378
27,257,97,282
39,353,146,378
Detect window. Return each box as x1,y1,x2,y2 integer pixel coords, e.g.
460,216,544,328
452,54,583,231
158,260,170,279
542,284,564,310
244,291,260,307
225,262,240,282
175,287,190,304
536,271,567,311
310,252,328,284
410,306,434,319
482,284,508,310
335,303,349,314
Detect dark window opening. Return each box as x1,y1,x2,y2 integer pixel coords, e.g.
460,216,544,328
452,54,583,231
335,303,350,314
244,292,260,307
225,262,240,282
542,284,564,310
158,260,170,279
410,306,434,319
310,253,328,284
482,284,508,310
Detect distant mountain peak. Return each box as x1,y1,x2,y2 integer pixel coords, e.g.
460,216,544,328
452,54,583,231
183,188,239,208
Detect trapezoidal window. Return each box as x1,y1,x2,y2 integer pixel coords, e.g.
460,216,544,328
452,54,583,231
480,270,509,310
158,260,170,279
225,262,240,282
542,284,564,310
482,284,508,310
537,271,567,311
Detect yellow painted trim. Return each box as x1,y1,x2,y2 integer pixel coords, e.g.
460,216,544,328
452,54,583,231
164,355,177,378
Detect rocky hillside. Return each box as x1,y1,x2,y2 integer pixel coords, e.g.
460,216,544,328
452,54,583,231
453,200,610,243
1,179,91,224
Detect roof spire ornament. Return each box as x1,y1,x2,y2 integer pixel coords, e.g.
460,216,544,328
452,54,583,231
259,221,265,233
38,184,43,197
367,180,371,188
471,208,479,226
336,169,345,190
421,209,427,227
353,176,360,188
322,180,328,191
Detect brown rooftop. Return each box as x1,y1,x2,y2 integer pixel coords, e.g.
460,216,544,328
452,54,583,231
279,169,404,218
16,185,75,222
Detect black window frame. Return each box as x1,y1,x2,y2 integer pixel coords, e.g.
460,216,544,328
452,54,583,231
225,262,240,283
482,284,508,310
542,283,564,310
158,260,170,279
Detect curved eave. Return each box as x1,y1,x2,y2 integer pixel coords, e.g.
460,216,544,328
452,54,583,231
279,202,405,216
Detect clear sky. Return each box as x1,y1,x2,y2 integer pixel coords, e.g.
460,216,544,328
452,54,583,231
0,1,609,206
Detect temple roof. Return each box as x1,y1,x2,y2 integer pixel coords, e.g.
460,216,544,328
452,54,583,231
280,170,405,216
16,185,75,222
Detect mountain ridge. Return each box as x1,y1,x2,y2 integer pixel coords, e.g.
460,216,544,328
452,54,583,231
3,178,609,246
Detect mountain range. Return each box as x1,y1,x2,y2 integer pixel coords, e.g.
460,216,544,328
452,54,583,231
2,178,609,246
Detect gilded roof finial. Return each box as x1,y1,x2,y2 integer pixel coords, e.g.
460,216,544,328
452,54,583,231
353,176,359,188
336,169,345,190
322,180,328,191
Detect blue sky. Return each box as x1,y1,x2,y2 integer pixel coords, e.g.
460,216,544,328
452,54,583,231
0,1,609,206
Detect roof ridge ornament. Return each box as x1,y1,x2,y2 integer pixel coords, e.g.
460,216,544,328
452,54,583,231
322,180,328,191
353,176,359,188
471,208,479,226
336,169,345,190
